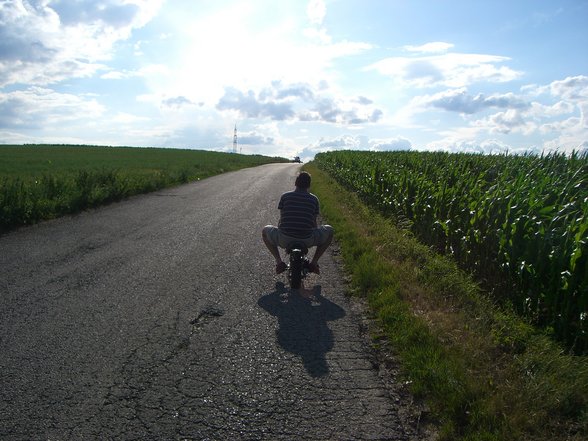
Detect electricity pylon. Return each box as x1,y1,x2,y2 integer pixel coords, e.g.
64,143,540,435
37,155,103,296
233,124,238,153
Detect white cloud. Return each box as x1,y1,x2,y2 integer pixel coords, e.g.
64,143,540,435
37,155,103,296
528,100,575,118
403,42,454,53
100,71,129,80
0,129,43,144
99,63,169,85
216,81,383,125
0,87,104,129
370,137,412,151
161,96,196,109
238,131,275,146
396,74,587,153
522,75,588,101
0,129,92,146
541,104,588,153
580,101,588,128
418,88,529,114
521,76,588,149
307,0,326,26
111,112,150,124
423,136,535,155
420,78,587,155
298,134,412,161
479,109,535,135
318,135,367,149
367,51,523,88
0,0,164,87
549,75,588,100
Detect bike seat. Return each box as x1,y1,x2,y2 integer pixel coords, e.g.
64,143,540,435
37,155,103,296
286,241,308,254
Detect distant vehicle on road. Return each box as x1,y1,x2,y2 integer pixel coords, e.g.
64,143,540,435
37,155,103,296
293,156,302,163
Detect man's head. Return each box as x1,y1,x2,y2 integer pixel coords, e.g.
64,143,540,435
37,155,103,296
295,171,311,189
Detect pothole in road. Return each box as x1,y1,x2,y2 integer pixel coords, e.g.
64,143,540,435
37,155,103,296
190,305,225,329
174,305,225,352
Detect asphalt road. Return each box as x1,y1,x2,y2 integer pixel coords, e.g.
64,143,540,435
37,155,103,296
0,163,424,440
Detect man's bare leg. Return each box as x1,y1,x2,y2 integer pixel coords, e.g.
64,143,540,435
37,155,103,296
310,227,333,273
262,228,283,264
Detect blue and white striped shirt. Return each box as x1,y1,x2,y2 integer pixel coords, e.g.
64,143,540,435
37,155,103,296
278,190,319,239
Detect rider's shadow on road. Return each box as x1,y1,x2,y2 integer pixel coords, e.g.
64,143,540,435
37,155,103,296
258,282,346,378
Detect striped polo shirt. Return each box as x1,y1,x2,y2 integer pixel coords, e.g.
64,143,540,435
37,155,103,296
278,189,319,239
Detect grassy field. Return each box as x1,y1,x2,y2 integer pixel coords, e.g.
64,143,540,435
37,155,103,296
0,144,288,233
304,161,588,441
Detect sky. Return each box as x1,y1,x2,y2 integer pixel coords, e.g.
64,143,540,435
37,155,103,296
1,0,587,161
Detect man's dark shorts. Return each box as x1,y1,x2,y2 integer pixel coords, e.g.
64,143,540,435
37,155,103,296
263,225,333,249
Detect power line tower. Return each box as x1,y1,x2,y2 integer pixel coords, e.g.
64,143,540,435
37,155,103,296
233,124,238,154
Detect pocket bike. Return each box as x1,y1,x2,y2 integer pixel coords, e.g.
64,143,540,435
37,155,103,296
285,241,310,289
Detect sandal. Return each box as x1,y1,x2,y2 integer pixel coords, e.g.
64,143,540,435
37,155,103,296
308,262,320,274
276,261,287,274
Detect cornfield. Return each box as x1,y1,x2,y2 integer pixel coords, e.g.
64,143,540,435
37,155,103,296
315,150,588,353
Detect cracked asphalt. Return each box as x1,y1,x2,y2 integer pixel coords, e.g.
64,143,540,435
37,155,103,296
0,163,425,440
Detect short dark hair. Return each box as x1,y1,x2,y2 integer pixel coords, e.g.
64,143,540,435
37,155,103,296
295,171,311,189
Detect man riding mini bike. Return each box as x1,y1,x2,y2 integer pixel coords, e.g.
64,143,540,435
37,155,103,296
262,171,333,289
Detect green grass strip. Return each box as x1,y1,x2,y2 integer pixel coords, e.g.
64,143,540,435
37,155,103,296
304,162,588,441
